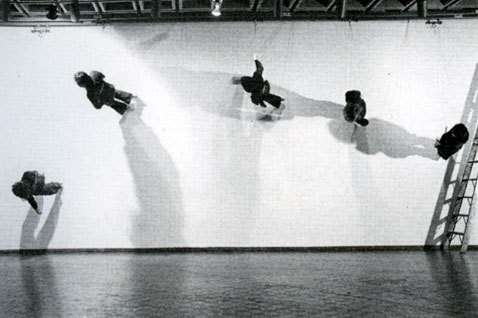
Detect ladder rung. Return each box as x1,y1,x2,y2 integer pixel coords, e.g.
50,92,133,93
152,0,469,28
462,178,477,182
451,214,470,219
457,196,474,199
449,231,465,236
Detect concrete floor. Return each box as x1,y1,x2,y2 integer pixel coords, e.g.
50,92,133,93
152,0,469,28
0,251,477,317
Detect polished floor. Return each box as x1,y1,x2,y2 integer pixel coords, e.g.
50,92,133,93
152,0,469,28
0,251,477,317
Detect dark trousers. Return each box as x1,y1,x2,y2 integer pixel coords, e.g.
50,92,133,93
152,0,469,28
35,182,62,196
263,94,283,108
106,89,133,115
343,102,366,122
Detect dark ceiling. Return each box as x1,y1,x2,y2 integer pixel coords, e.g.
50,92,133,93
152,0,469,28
1,0,478,24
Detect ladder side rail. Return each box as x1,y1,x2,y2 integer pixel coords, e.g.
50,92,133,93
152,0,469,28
441,65,478,248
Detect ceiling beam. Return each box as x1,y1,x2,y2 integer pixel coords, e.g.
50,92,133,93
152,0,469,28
98,1,106,12
442,0,462,10
288,0,304,12
151,0,160,18
12,0,29,17
69,0,81,21
326,0,336,12
336,0,346,18
275,0,283,17
131,0,141,14
57,1,68,14
401,0,416,12
365,0,384,12
2,0,9,21
417,0,426,17
252,0,265,12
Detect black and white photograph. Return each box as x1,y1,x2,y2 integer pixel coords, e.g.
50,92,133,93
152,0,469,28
1,2,478,316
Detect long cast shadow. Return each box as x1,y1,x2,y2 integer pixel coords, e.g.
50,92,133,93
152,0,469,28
329,118,439,160
20,255,63,317
120,98,184,247
150,68,269,244
161,67,439,160
20,190,63,250
426,252,478,316
160,67,344,121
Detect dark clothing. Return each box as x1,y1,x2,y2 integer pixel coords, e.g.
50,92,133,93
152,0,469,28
105,90,132,115
436,125,470,160
241,60,283,108
85,71,132,115
18,171,62,211
343,90,366,123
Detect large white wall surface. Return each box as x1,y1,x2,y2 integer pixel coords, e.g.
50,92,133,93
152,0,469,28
1,20,478,250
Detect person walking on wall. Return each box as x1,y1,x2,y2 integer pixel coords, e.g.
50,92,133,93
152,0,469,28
343,90,369,127
435,123,469,160
74,71,134,115
240,54,284,108
12,171,62,215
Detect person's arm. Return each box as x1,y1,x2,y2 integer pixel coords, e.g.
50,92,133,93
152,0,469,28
356,99,366,120
87,91,103,109
26,196,40,214
254,60,264,76
90,71,105,83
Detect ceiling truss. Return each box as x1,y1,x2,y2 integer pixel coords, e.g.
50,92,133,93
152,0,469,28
1,0,478,24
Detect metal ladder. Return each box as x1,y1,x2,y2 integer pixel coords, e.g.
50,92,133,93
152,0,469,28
444,131,478,252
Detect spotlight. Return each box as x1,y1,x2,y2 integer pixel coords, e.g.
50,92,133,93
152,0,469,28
46,4,58,20
211,0,222,17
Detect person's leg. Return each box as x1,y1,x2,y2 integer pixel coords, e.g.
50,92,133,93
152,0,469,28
108,100,128,115
354,101,368,126
39,182,62,196
115,89,133,104
264,94,283,108
262,81,271,95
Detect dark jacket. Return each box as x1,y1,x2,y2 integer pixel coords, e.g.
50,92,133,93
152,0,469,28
436,124,470,159
86,71,116,109
21,171,45,211
343,90,366,122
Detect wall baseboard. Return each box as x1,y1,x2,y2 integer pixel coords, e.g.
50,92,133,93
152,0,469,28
0,245,476,255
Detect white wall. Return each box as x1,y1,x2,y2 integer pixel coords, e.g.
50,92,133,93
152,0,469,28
1,20,477,249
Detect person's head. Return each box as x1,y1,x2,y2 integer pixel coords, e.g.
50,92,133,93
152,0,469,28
74,71,93,88
452,123,469,143
11,182,31,200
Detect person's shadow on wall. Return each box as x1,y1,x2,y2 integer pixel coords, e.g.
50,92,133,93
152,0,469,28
328,118,439,160
159,67,439,160
20,255,63,317
20,190,63,250
120,98,184,247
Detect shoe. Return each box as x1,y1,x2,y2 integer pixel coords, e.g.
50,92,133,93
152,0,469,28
355,118,369,127
125,94,134,105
